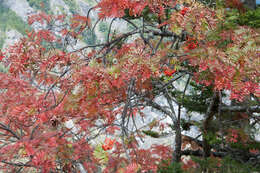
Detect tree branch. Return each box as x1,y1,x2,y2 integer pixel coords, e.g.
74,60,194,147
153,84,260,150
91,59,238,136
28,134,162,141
221,105,260,113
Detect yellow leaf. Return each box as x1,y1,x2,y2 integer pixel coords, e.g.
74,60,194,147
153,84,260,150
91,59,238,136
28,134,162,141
171,25,182,36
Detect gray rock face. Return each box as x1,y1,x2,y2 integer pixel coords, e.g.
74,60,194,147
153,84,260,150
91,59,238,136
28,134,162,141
76,0,93,17
50,0,71,15
0,0,128,49
2,0,34,22
2,29,22,50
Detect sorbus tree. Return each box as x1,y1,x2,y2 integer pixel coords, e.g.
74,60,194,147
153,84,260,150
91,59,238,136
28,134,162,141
0,0,259,172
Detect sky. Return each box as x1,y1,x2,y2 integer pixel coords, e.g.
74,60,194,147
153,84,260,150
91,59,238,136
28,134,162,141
257,0,260,4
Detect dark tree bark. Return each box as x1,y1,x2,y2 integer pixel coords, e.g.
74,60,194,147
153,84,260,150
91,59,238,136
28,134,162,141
221,105,260,112
241,0,257,9
202,92,219,158
172,76,191,163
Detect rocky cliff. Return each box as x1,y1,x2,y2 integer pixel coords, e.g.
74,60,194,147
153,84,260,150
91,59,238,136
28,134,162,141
0,0,128,49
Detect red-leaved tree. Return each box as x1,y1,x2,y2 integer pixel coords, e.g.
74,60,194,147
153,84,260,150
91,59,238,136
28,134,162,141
0,0,259,172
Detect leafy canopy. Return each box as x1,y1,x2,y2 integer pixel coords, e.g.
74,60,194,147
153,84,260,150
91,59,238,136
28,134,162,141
0,0,259,172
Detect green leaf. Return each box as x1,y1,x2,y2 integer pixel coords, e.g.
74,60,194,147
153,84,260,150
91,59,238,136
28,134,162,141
93,144,108,164
142,130,160,138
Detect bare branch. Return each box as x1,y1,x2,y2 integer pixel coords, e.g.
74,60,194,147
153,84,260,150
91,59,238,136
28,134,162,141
220,105,260,113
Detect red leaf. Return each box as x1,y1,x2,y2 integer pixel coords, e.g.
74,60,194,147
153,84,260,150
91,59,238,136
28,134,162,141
102,138,115,151
25,143,35,156
0,50,4,61
39,113,48,123
106,126,120,134
125,163,139,173
187,42,197,50
164,69,176,76
180,7,189,16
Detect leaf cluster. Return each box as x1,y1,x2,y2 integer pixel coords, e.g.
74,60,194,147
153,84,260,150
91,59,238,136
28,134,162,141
157,160,184,173
222,7,260,29
191,155,260,173
171,80,215,113
238,6,260,28
142,130,160,138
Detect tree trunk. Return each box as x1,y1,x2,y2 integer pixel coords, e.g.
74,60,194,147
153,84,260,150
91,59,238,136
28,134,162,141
241,0,256,9
173,123,182,162
202,93,218,158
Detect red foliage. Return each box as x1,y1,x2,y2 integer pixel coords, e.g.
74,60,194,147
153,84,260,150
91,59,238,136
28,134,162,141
180,7,189,16
96,0,175,18
102,138,115,151
96,0,147,18
28,12,52,25
184,37,198,50
227,129,239,143
124,163,140,173
164,68,176,76
0,0,259,172
181,158,198,170
225,0,246,13
249,149,260,154
0,50,4,61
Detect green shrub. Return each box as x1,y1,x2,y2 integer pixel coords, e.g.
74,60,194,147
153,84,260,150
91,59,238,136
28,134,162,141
157,160,184,173
191,156,260,173
238,7,260,28
223,6,260,29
